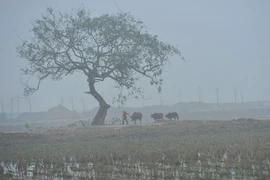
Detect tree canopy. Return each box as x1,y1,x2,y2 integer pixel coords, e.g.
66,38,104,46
18,8,183,125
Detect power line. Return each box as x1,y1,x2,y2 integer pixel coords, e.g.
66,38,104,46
16,96,20,115
216,88,219,107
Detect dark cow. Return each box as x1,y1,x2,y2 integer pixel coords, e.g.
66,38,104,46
130,112,143,124
151,113,164,121
166,112,179,120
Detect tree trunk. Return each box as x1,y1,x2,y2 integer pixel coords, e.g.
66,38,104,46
88,81,110,125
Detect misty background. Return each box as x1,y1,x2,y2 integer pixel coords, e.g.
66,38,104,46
0,0,269,113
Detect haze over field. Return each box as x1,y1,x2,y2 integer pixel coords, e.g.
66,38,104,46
0,0,269,113
1,2,270,179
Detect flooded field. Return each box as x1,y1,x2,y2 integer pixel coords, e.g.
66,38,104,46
1,119,270,179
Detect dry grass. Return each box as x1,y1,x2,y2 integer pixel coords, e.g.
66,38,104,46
0,119,270,179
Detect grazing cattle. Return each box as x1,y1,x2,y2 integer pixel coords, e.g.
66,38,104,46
151,113,164,121
130,112,143,124
166,112,179,120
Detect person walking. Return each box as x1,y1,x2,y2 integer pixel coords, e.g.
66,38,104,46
122,110,129,125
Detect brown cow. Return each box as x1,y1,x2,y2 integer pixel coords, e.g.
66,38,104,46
151,113,164,121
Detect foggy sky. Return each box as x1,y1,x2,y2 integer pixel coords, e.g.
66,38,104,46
0,0,269,113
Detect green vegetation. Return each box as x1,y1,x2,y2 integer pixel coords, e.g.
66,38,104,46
24,122,30,130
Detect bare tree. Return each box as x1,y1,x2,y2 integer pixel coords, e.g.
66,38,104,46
18,8,183,125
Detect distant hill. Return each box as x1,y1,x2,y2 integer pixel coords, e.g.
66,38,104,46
1,101,269,132
172,101,270,111
81,101,270,121
13,101,270,121
17,104,80,121
47,104,79,119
